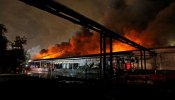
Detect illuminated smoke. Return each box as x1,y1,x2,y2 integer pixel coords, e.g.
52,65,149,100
34,27,100,59
27,45,41,59
35,0,175,59
102,0,175,47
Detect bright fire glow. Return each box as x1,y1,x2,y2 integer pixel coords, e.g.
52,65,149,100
34,29,152,59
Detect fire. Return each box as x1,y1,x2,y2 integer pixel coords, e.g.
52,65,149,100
34,28,152,59
113,29,142,52
113,29,153,52
34,28,100,59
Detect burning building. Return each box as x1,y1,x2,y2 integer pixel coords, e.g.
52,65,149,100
28,46,175,79
20,0,175,78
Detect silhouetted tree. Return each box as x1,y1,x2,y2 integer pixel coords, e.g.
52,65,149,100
0,24,28,73
0,24,8,55
0,24,8,73
7,36,27,73
11,36,26,49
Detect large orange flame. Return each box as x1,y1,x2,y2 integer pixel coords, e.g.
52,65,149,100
34,28,152,59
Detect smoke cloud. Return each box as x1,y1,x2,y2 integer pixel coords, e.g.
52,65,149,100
102,0,175,47
35,0,175,59
35,27,100,59
1,0,175,59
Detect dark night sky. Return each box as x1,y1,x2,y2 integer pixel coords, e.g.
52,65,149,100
1,0,175,57
0,0,109,57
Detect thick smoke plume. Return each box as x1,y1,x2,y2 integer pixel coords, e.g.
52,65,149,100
35,27,100,59
35,0,175,59
103,0,175,47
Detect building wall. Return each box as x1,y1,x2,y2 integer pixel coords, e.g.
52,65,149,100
156,53,175,70
139,47,175,70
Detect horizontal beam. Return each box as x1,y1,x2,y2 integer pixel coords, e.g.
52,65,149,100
19,0,156,55
32,51,134,61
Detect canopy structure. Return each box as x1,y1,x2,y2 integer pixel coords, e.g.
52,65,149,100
20,0,156,76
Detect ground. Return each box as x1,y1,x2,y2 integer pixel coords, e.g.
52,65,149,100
0,74,175,99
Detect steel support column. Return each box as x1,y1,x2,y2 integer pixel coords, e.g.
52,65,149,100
140,50,143,70
109,36,113,76
100,33,103,76
154,54,157,74
103,36,106,77
40,61,42,68
130,56,132,70
143,50,146,71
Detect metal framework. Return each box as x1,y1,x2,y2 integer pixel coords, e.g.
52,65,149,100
20,0,156,76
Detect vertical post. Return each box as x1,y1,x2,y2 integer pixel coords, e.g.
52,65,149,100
136,56,139,74
100,33,103,77
143,50,146,71
52,60,54,69
103,35,106,77
35,61,36,67
34,61,35,67
140,50,143,73
154,54,157,74
109,36,113,76
40,61,42,68
130,56,132,70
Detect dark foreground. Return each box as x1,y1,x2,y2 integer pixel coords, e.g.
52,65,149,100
0,74,175,100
